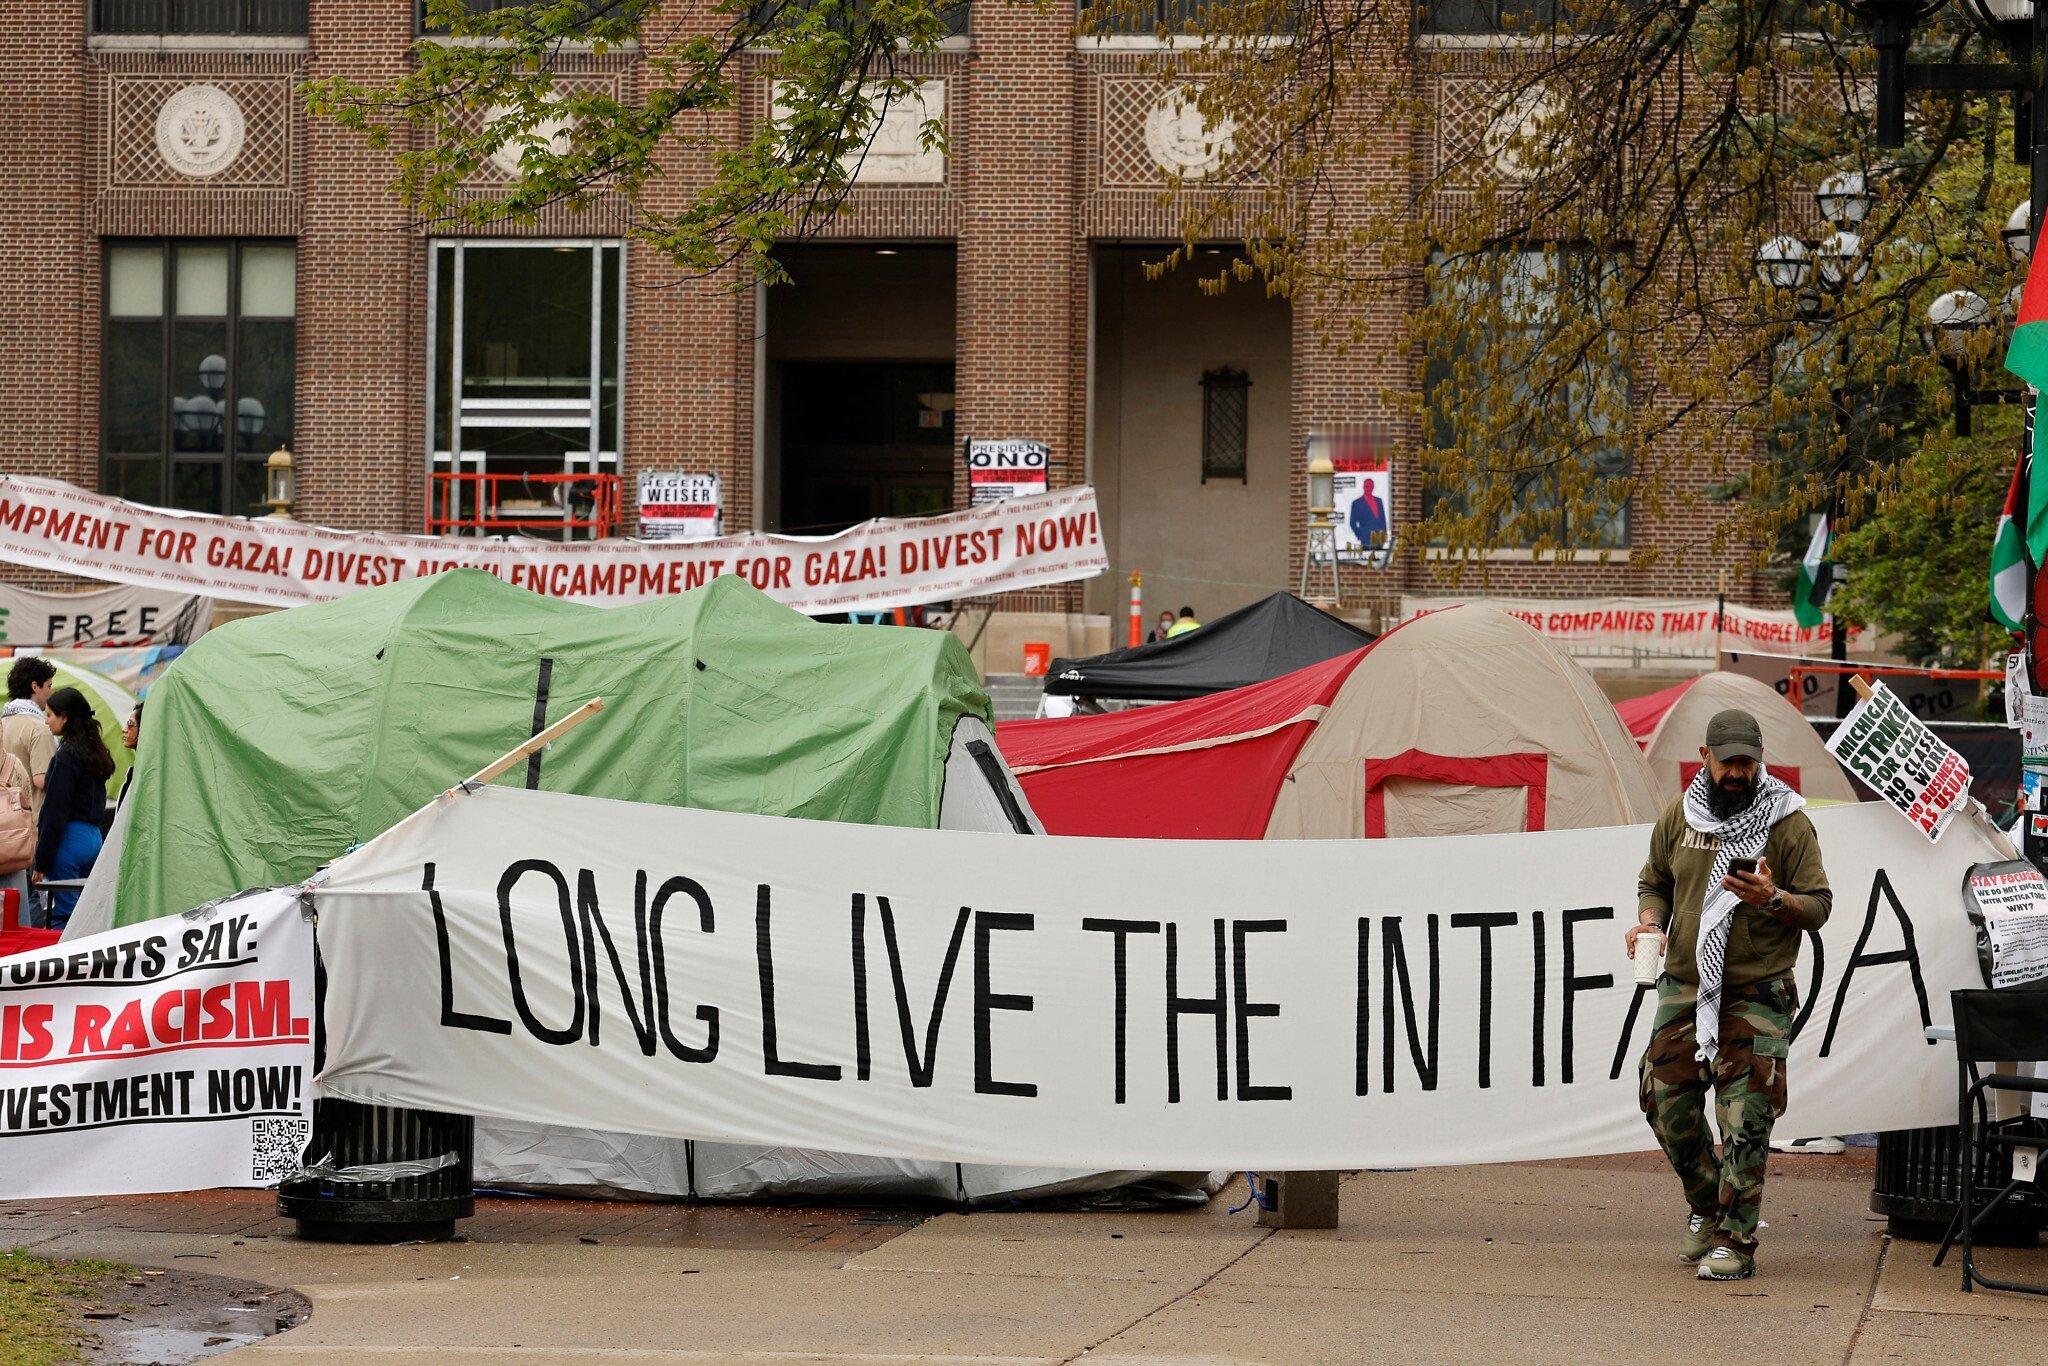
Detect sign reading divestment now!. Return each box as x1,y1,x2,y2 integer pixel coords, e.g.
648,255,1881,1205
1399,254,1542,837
0,889,315,1201
313,788,1994,1171
0,477,1107,614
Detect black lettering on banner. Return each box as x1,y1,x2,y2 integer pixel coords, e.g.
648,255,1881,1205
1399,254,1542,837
972,911,1036,1097
1166,919,1228,1103
1561,907,1614,1085
1530,910,1547,1088
576,870,658,1055
877,896,972,1088
1354,918,1370,1096
851,894,871,1081
1607,985,1652,1082
1793,929,1825,1042
427,863,512,1036
1450,912,1516,1089
649,877,719,1064
497,860,586,1047
207,1065,297,1114
1381,914,1440,1093
1083,917,1160,1104
1821,870,1931,1057
756,884,840,1081
1231,920,1291,1101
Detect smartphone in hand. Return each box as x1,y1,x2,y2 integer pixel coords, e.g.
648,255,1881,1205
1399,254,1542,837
1726,857,1759,878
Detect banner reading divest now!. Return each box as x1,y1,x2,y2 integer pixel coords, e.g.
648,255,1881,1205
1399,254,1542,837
314,788,1995,1172
0,889,315,1200
0,477,1107,613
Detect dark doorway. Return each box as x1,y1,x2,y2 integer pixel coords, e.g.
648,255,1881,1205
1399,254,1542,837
779,360,954,533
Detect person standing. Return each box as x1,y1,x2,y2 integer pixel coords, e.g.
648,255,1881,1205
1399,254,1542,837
1628,708,1831,1283
31,687,113,930
1148,610,1175,644
1166,606,1201,637
1,658,55,818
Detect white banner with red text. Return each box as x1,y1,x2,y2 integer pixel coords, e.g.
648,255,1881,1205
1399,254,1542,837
314,788,1991,1171
1401,595,1864,661
0,888,314,1200
0,477,1107,613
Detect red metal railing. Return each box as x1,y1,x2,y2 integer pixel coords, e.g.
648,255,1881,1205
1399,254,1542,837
428,472,621,539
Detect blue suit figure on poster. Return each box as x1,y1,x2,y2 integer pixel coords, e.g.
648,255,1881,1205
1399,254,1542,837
1348,478,1387,547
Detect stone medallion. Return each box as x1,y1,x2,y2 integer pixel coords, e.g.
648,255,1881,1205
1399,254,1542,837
155,84,246,179
1143,86,1234,181
486,104,575,178
1480,87,1561,182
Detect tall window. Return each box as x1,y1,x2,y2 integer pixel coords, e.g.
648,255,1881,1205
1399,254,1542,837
92,0,307,35
102,241,296,515
747,0,970,41
1200,367,1249,483
1422,247,1631,549
1080,0,1285,36
1418,0,1557,35
429,240,623,501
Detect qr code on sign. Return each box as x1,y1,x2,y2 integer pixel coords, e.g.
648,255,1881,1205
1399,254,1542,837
251,1116,310,1185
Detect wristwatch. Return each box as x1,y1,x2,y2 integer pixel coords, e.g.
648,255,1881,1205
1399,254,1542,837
1765,889,1787,915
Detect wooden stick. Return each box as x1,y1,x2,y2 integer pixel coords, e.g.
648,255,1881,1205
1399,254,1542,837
1850,674,1875,700
458,696,606,792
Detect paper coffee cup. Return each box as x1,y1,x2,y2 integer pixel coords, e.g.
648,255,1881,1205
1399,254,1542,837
1633,929,1664,987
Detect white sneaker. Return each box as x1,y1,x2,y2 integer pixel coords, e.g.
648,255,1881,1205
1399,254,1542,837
1770,1135,1846,1155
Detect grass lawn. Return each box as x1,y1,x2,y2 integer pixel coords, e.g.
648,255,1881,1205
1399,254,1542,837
0,1248,130,1366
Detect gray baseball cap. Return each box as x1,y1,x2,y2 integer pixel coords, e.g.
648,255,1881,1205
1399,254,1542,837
1704,708,1764,762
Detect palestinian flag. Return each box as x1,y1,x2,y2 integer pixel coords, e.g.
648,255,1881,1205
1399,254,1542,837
1992,454,2028,632
1793,512,1832,628
2006,249,2048,558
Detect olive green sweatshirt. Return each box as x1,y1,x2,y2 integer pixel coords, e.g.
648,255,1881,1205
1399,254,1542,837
1636,797,1832,988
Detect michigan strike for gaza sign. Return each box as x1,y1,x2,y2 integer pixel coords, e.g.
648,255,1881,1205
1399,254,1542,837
313,788,1993,1171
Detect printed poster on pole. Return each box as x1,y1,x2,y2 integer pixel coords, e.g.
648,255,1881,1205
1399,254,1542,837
637,473,722,542
963,440,1050,506
1307,426,1393,564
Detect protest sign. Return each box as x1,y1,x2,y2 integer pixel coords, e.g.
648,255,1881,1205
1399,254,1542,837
1826,680,1974,842
0,582,210,648
315,788,1990,1171
1962,862,2048,988
963,440,1050,506
0,476,1105,614
1307,428,1393,564
637,473,722,542
0,888,314,1200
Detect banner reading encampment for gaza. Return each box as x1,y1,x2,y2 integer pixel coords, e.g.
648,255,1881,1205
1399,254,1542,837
313,788,1995,1171
0,889,314,1201
0,477,1106,613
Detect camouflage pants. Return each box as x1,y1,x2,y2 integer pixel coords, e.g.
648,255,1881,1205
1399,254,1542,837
1638,975,1794,1255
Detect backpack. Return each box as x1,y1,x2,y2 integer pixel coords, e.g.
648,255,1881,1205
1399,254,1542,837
0,752,34,875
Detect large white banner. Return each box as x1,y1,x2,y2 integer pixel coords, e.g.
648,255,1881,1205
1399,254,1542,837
0,477,1107,614
314,788,1997,1171
0,889,315,1200
0,581,211,648
1402,596,1866,661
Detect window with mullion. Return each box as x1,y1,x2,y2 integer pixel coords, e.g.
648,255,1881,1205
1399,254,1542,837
101,240,296,516
744,0,971,43
1079,0,1287,37
92,0,308,36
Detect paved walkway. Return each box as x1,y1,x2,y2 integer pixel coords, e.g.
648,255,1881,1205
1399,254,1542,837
6,1153,2047,1363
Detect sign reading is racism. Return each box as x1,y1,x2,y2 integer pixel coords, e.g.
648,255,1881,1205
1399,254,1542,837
314,788,1989,1171
1826,680,1974,842
962,440,1050,507
0,889,314,1201
0,477,1106,614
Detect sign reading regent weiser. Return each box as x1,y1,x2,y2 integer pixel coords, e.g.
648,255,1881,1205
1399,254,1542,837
314,788,1989,1171
637,473,722,542
0,477,1106,614
963,440,1050,507
0,889,315,1201
1826,681,1973,842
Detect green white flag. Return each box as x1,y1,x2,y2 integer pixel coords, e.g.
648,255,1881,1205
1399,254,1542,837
1992,456,2028,632
1794,513,1832,629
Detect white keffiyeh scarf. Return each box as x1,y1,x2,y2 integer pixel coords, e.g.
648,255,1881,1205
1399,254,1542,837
1681,764,1804,1064
0,699,42,723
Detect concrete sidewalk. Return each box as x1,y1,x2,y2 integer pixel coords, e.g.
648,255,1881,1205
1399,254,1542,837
7,1153,2047,1363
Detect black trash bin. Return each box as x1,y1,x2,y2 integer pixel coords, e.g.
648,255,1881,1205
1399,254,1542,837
277,1098,475,1243
1870,1124,2047,1244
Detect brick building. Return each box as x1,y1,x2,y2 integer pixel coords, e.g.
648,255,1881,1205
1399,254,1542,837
0,2,1765,665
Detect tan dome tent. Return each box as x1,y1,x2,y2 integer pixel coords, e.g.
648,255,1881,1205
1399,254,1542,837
1266,605,1664,838
1617,669,1859,803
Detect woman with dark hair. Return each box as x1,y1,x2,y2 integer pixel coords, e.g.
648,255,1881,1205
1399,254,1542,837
32,687,112,929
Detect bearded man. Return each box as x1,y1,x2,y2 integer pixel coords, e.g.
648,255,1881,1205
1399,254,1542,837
1627,708,1832,1283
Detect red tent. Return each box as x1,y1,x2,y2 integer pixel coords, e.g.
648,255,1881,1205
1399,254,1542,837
995,648,1366,838
1614,681,1687,740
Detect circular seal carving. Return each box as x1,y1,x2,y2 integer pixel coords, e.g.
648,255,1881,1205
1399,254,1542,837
486,104,574,179
1480,88,1561,182
155,85,245,179
1143,87,1234,181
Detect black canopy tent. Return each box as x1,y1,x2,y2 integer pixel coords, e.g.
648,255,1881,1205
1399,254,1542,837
1043,593,1376,702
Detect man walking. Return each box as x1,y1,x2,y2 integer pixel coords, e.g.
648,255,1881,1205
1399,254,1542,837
1628,708,1831,1282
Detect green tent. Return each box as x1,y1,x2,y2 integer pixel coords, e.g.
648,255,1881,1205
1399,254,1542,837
116,570,990,926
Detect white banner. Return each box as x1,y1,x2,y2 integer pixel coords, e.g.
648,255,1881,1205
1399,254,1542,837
0,582,211,648
1826,681,1973,842
0,889,315,1200
1403,596,1865,660
313,788,1995,1171
0,477,1107,614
